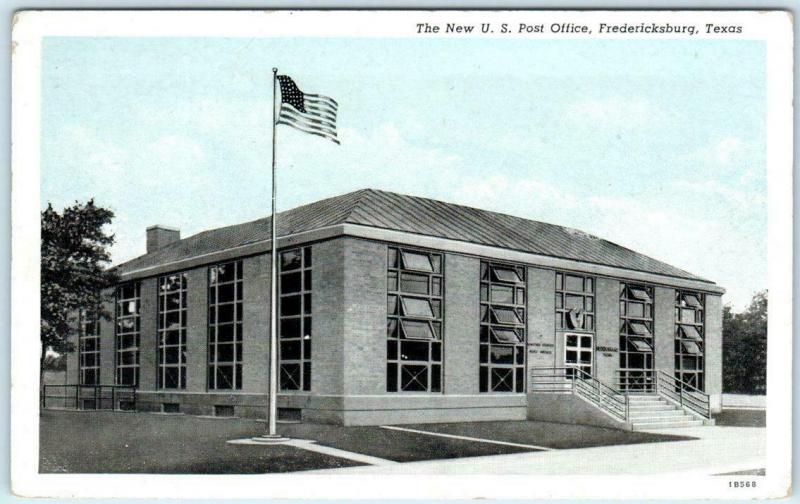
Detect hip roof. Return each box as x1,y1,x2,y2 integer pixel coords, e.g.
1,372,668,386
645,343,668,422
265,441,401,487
115,188,714,285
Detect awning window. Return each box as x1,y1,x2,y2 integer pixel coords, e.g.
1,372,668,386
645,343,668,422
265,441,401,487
681,340,703,355
491,266,523,284
400,320,434,340
400,297,433,318
490,307,523,325
627,337,653,352
400,251,433,272
683,293,702,308
490,327,523,344
680,324,702,341
628,321,652,336
629,286,652,302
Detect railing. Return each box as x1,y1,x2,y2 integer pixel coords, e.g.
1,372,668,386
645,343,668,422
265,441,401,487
41,384,137,411
654,371,711,419
616,370,656,393
530,367,629,423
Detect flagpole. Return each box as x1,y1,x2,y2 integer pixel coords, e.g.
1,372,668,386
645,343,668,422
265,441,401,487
268,67,282,439
251,68,288,444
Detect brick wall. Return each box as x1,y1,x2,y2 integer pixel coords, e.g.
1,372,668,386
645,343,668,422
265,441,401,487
310,239,345,395
526,267,556,370
138,277,158,390
341,238,386,395
443,253,479,394
184,268,208,392
705,293,723,412
98,296,115,385
242,254,270,394
654,286,675,376
594,277,620,385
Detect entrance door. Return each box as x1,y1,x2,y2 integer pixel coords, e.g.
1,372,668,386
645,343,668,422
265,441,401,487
564,333,593,379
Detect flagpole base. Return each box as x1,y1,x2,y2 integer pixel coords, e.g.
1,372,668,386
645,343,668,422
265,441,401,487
249,434,292,444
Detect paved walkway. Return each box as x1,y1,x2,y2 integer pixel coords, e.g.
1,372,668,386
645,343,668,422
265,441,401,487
303,425,765,475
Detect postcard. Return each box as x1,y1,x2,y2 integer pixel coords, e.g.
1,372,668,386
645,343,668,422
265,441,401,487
10,9,792,499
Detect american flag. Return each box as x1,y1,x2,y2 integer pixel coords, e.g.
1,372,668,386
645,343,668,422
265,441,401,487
276,75,339,145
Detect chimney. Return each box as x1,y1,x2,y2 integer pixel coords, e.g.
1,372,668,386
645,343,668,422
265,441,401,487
146,225,180,253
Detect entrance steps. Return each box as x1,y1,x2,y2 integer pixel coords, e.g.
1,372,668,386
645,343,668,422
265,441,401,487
626,395,705,430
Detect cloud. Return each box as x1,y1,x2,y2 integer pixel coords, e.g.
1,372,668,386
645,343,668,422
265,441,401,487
707,137,745,165
453,174,579,217
564,96,661,129
672,179,766,212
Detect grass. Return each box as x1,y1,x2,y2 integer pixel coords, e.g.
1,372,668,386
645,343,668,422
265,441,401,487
402,420,695,450
40,410,362,474
40,409,696,473
713,409,766,427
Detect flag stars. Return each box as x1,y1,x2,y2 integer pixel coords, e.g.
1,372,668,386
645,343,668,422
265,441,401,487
276,74,340,145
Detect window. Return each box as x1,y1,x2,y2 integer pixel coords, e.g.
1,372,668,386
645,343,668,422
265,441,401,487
79,311,100,386
675,290,705,390
387,246,443,393
279,247,311,391
555,272,595,331
157,273,187,389
619,283,655,391
115,282,141,386
208,261,243,390
480,261,526,393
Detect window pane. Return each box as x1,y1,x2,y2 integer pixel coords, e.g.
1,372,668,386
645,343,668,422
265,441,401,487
217,303,235,323
400,365,428,391
489,346,514,364
401,251,433,272
490,285,514,304
681,341,702,355
629,287,651,302
628,302,645,318
281,273,302,294
491,307,522,325
565,275,584,292
281,250,302,271
564,294,583,311
491,266,522,284
400,273,429,295
628,338,653,352
629,321,651,336
491,327,522,344
401,297,434,318
400,340,429,361
401,320,434,340
281,340,302,360
280,364,301,390
432,277,442,296
387,363,398,391
680,324,702,341
280,295,301,316
683,293,702,308
491,368,514,392
280,318,301,339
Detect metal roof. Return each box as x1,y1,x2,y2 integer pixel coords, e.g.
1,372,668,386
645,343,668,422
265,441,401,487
116,188,711,283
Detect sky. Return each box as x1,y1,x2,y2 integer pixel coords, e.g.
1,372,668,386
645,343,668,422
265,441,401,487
40,37,766,310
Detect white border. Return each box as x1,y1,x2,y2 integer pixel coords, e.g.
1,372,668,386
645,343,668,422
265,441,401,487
11,10,793,499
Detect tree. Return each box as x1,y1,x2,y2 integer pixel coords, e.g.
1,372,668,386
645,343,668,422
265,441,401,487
40,200,118,383
723,290,768,395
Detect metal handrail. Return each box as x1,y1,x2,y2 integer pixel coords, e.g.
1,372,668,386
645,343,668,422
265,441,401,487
41,384,137,411
530,367,628,422
654,371,711,419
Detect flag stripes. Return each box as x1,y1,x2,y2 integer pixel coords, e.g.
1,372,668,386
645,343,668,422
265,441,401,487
276,75,339,145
